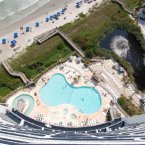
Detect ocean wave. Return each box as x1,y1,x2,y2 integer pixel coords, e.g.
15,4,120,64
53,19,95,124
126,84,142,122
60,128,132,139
0,0,49,20
0,0,4,3
0,0,50,29
0,0,41,21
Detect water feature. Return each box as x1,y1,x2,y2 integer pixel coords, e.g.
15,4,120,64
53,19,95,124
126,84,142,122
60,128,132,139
39,73,102,114
12,94,35,115
110,36,130,59
100,29,144,69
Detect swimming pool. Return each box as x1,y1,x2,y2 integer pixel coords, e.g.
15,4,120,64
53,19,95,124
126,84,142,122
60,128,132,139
39,74,102,114
12,94,35,115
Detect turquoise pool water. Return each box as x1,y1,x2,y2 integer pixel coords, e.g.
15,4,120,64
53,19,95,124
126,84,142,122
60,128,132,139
12,94,35,115
39,74,102,114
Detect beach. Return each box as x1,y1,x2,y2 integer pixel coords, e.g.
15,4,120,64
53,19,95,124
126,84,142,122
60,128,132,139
0,0,72,36
0,0,104,62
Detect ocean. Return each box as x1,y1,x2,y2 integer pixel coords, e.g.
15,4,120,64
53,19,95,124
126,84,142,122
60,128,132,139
0,0,50,29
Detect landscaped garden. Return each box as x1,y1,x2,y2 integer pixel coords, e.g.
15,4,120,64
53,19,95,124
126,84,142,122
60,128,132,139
61,2,145,90
118,96,144,116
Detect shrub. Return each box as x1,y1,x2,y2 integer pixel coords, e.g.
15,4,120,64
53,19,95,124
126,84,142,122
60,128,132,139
78,13,86,18
118,96,144,116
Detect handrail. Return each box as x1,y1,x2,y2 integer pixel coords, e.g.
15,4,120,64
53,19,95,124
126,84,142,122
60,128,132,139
34,28,85,58
2,61,32,86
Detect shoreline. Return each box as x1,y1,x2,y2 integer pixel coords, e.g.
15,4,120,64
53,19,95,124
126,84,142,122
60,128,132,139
0,0,72,36
0,0,103,62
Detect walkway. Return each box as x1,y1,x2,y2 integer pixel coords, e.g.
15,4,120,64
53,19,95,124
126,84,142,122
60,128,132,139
2,61,32,86
35,28,85,58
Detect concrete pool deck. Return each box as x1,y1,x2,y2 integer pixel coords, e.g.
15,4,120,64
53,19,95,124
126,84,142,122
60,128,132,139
7,56,141,127
7,56,111,127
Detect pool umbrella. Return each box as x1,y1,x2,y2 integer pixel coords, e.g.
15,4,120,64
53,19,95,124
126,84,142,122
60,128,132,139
14,32,18,38
36,114,44,121
10,40,17,47
119,67,124,73
2,38,7,44
35,22,40,27
76,57,81,64
59,64,65,70
26,26,30,32
45,17,49,22
71,113,77,119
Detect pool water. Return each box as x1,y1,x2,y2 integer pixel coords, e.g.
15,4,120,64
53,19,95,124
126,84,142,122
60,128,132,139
39,74,102,114
12,94,35,115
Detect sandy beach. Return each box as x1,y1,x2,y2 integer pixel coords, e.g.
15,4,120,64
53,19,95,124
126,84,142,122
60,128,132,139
0,0,104,62
0,0,72,36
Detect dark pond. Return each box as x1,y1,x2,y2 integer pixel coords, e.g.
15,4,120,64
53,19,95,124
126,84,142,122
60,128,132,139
100,29,144,69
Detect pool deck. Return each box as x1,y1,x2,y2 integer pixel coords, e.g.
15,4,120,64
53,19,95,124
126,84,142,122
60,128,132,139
7,56,141,127
89,58,144,111
7,56,111,127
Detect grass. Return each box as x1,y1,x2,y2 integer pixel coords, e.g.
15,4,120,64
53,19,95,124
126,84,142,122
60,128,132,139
61,2,145,87
0,36,73,99
0,66,23,101
10,36,73,79
118,96,144,116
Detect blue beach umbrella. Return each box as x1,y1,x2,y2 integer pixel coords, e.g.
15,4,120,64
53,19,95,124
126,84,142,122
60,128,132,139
11,40,17,47
57,12,60,16
35,22,40,27
2,38,7,44
50,15,53,20
61,9,65,14
45,17,49,22
14,32,18,38
76,4,80,8
76,2,81,8
53,14,58,19
53,14,56,18
26,26,30,32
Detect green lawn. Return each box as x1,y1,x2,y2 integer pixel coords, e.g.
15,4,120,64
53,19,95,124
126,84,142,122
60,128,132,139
0,66,23,101
61,2,145,90
10,36,73,79
0,36,73,99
